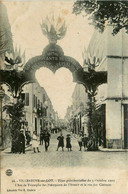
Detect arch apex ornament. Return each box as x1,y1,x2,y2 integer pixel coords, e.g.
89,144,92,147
23,16,83,75
40,16,67,44
23,16,107,88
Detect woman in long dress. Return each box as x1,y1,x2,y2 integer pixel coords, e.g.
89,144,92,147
32,131,40,153
66,134,72,151
77,134,83,151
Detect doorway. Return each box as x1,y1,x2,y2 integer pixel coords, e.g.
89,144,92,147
35,117,37,134
98,104,106,148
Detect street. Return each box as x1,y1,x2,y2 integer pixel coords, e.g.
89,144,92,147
1,130,128,169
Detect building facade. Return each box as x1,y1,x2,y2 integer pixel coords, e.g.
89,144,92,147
87,26,128,149
22,82,56,136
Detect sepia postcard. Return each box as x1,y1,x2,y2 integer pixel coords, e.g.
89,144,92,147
0,0,128,194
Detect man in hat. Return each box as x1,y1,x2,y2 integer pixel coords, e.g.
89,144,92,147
43,130,51,151
56,133,64,151
18,129,25,154
40,130,44,145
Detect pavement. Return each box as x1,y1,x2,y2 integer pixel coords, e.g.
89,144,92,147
1,130,128,169
99,147,128,152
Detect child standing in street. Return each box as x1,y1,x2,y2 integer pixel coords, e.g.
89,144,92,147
32,131,41,153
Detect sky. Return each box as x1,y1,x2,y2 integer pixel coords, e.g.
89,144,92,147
3,0,94,118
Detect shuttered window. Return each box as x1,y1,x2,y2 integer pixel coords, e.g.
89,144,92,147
35,96,37,108
25,93,29,106
33,94,35,108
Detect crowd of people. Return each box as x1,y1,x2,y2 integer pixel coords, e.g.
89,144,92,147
15,128,98,154
15,128,51,154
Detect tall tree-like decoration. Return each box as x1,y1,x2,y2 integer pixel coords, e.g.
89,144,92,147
82,48,101,150
73,0,128,35
3,100,25,153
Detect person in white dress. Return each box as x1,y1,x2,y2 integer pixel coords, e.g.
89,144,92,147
77,134,83,151
32,131,40,153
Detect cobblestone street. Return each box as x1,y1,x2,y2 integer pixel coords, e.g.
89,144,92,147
1,131,128,169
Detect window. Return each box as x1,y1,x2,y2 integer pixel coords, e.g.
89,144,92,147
25,93,29,106
33,95,35,108
35,96,37,108
21,93,25,102
40,119,42,128
38,99,40,107
21,93,29,106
